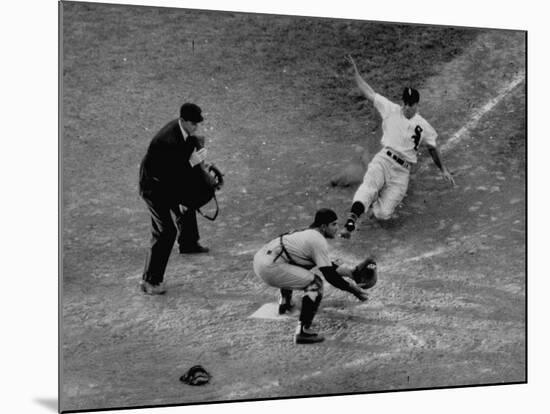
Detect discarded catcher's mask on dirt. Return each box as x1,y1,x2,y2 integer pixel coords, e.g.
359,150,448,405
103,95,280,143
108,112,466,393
179,365,211,386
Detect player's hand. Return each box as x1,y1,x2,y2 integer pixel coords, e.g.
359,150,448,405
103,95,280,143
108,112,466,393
442,167,455,187
345,54,358,70
352,287,368,302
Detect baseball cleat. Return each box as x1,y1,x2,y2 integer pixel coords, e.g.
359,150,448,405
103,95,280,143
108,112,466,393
345,218,356,232
294,325,325,344
340,218,356,238
179,243,210,254
140,280,166,295
295,331,325,344
278,289,294,314
278,302,294,315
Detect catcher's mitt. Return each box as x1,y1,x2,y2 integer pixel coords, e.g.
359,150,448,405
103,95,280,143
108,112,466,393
351,258,377,290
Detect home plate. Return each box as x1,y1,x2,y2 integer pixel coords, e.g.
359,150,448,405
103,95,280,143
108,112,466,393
248,303,299,320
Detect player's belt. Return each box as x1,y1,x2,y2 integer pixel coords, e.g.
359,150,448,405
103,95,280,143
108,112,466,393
386,150,411,169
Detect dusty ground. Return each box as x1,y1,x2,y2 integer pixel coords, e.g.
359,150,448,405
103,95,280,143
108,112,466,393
61,3,525,412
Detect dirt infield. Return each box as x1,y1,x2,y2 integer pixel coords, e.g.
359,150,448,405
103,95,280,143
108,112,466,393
61,3,525,412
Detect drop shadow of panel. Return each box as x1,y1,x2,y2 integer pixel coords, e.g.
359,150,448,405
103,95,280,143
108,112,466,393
34,398,58,412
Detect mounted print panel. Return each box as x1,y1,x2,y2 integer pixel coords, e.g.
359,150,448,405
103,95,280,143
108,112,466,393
60,1,526,412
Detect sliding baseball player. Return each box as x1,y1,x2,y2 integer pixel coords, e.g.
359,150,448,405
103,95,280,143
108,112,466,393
341,55,455,238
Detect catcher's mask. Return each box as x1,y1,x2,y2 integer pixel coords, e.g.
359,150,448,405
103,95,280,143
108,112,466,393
196,164,223,221
180,365,211,386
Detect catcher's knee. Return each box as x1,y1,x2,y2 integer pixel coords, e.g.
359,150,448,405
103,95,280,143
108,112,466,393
303,274,323,301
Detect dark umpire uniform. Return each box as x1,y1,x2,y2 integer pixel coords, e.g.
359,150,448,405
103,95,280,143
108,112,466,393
138,103,208,295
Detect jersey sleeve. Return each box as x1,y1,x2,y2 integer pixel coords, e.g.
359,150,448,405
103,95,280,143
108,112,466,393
373,93,398,119
319,266,356,293
420,119,438,147
308,233,332,268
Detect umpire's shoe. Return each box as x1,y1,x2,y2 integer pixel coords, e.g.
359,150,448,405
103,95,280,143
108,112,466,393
294,324,325,344
179,243,210,254
140,280,167,295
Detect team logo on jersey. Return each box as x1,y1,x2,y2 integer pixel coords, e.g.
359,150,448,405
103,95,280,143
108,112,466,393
411,125,423,150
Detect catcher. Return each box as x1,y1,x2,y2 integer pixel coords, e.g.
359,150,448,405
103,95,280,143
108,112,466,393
253,208,377,344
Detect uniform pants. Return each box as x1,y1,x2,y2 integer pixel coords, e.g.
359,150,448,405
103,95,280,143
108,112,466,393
176,208,200,249
253,248,317,290
142,194,199,284
353,151,410,220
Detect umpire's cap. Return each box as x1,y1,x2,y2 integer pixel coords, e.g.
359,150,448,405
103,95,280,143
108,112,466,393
180,103,204,123
310,208,338,228
402,87,420,105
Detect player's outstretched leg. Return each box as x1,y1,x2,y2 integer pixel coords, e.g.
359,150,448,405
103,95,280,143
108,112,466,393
340,201,365,238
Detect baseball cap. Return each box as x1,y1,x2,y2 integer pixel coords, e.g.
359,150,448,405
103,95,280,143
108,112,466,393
310,208,338,227
402,87,420,105
180,103,204,123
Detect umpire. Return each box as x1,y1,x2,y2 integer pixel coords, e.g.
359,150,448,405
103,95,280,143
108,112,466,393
138,103,210,295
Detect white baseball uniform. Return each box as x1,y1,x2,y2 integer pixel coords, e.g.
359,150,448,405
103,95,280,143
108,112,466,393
253,229,332,290
353,93,438,219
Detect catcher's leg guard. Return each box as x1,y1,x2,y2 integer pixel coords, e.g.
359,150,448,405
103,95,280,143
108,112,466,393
295,276,325,344
299,275,323,328
278,288,293,314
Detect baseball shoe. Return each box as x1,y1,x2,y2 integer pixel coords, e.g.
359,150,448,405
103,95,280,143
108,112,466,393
278,289,294,314
179,243,209,254
140,280,166,295
339,219,356,239
294,325,325,344
278,302,294,315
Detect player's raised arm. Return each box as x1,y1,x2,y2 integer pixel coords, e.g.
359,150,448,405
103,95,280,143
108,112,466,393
346,55,376,102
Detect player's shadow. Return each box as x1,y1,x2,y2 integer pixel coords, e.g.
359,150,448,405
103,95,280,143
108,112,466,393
34,398,58,412
373,215,406,231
